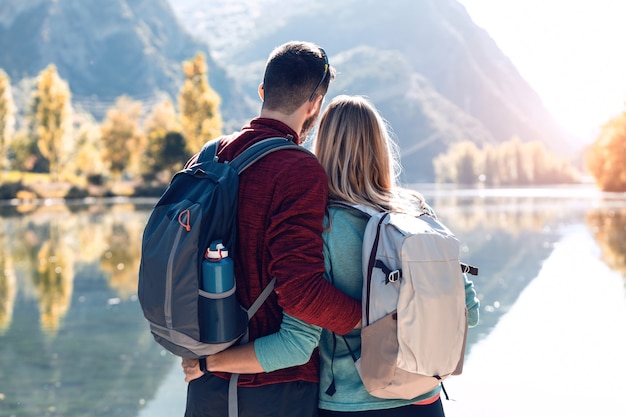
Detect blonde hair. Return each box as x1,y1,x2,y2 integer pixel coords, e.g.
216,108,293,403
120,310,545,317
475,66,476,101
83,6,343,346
314,95,424,212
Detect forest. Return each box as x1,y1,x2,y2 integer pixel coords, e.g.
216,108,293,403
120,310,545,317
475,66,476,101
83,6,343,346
0,53,221,200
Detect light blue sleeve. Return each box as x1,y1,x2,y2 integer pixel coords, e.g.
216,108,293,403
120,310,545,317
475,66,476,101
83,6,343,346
253,312,322,372
464,273,480,328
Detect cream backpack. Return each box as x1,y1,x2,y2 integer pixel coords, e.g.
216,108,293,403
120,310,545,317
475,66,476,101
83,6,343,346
333,202,477,400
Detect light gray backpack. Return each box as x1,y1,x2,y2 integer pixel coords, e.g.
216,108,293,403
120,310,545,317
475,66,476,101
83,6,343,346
336,203,477,400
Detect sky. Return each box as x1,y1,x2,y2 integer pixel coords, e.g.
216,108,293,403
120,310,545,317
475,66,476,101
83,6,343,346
458,0,626,145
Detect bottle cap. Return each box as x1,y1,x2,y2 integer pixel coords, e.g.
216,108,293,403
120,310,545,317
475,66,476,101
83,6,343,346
206,240,228,259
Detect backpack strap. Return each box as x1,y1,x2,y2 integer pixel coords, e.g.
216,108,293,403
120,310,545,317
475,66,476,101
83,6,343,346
329,200,478,276
328,200,376,218
196,137,222,164
229,137,313,174
195,136,313,171
228,277,276,417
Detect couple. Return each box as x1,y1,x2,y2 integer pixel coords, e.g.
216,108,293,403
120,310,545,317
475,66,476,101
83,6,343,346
181,41,479,417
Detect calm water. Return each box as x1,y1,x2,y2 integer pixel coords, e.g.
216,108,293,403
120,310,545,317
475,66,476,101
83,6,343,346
0,186,625,417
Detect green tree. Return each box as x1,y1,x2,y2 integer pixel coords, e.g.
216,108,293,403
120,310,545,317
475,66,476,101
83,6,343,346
31,65,73,181
178,53,223,154
100,97,145,179
586,109,626,191
143,99,185,178
0,69,15,181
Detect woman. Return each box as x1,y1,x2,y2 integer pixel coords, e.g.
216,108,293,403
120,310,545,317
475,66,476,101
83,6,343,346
312,95,479,416
183,95,480,416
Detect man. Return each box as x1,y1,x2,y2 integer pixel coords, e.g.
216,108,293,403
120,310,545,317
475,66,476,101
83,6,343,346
183,41,361,417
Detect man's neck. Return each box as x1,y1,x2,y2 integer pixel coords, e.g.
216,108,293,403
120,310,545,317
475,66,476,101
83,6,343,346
259,108,303,139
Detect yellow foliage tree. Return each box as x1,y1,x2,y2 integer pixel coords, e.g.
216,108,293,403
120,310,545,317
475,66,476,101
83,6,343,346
435,137,578,186
32,65,73,181
74,113,104,181
143,99,185,177
100,96,145,179
586,109,626,192
0,69,15,182
178,53,223,154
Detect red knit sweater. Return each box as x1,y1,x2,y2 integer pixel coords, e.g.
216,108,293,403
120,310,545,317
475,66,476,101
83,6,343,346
213,118,361,386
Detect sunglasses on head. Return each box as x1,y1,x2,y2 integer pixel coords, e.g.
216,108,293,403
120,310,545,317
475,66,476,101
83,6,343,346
309,48,329,102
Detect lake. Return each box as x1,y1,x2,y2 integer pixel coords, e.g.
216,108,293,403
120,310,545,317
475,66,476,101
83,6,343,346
0,185,624,417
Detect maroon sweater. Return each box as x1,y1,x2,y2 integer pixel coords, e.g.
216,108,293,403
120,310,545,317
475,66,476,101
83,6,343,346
212,118,361,386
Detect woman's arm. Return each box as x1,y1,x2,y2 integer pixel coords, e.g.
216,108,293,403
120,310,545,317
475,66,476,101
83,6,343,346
182,312,322,381
464,273,480,328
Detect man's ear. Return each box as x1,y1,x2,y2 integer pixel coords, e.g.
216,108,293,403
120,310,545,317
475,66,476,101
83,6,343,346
307,94,323,115
258,83,265,101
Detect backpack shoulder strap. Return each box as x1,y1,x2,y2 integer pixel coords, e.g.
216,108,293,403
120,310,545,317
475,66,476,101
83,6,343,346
229,137,313,174
328,200,380,219
196,137,222,164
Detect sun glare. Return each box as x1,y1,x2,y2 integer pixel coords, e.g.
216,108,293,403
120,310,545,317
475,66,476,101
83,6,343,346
459,0,626,144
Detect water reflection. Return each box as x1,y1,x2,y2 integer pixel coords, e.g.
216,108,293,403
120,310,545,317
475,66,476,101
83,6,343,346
0,201,171,417
586,204,626,280
0,188,624,417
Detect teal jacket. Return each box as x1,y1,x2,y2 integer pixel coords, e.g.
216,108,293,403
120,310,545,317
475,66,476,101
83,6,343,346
255,206,480,412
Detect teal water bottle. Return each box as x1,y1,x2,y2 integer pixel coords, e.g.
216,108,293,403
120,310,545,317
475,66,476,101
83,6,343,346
202,241,234,293
198,240,246,344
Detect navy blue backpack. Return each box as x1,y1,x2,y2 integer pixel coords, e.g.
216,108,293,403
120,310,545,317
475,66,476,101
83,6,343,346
138,136,310,358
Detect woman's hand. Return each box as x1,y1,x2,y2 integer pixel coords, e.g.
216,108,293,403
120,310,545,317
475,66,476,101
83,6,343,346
181,358,204,382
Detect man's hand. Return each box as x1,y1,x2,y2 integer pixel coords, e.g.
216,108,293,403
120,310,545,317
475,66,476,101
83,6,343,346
181,358,204,382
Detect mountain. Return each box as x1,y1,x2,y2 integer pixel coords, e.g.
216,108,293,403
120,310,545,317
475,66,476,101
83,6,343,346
169,0,576,182
0,0,249,126
0,0,576,182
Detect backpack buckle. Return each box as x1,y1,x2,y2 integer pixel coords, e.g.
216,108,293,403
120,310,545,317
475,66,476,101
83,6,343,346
387,269,401,283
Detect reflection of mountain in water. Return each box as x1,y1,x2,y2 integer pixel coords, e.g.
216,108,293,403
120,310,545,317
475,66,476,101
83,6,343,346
422,190,598,347
452,227,559,346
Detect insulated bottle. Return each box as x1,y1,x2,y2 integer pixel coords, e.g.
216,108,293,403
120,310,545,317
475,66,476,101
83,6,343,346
202,241,234,293
198,240,247,344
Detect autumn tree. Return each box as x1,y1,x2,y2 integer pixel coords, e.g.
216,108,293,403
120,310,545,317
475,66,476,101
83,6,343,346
143,99,185,178
74,113,104,183
433,140,481,185
435,138,578,186
31,65,73,181
0,69,15,181
586,109,626,192
178,53,223,154
100,96,145,179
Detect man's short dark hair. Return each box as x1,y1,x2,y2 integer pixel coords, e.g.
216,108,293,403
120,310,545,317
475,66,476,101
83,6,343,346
262,41,335,114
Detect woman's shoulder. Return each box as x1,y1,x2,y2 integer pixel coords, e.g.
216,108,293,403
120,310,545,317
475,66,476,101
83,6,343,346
326,204,370,240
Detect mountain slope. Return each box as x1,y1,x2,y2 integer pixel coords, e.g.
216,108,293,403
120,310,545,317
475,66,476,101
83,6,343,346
170,0,575,181
0,0,248,124
0,0,576,182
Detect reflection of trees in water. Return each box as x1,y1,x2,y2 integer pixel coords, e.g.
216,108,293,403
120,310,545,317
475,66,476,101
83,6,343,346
586,207,626,281
430,195,557,234
10,205,77,334
0,203,171,417
1,204,147,333
0,219,16,335
99,204,144,299
35,220,75,333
